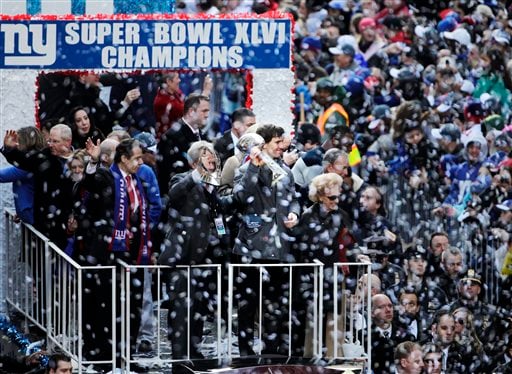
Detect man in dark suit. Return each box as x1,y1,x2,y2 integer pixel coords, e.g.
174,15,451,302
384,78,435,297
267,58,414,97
81,138,152,368
158,141,232,359
156,94,210,198
213,107,256,166
427,310,471,373
2,124,74,250
370,294,415,373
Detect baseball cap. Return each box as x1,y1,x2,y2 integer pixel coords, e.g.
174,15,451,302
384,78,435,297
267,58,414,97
359,17,376,32
328,0,346,10
134,132,157,153
460,80,475,95
369,105,391,130
389,67,417,80
475,4,494,19
329,39,355,57
443,27,471,45
301,36,322,52
496,199,512,211
492,29,511,45
437,17,458,32
483,114,505,131
432,123,461,143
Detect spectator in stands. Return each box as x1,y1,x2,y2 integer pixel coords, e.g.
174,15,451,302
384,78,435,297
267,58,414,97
452,306,484,357
153,72,212,140
2,124,74,250
426,232,450,278
450,269,511,357
46,353,72,374
397,291,421,341
433,246,465,302
68,106,104,150
213,107,256,166
0,350,44,374
394,341,424,374
421,343,443,374
394,246,447,329
355,185,401,261
428,310,471,373
157,94,211,197
0,126,45,225
370,293,414,373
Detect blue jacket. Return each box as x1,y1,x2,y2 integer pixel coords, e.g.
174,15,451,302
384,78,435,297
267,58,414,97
136,164,163,227
0,166,34,224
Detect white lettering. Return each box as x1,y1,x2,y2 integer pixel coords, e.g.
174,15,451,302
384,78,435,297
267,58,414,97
228,46,243,68
278,22,286,44
172,46,187,66
134,46,150,68
112,23,124,44
125,23,140,44
64,23,80,45
154,23,169,44
187,22,211,44
96,23,111,44
251,22,261,44
234,23,249,44
260,22,276,44
1,23,56,65
196,46,211,68
170,23,186,44
212,23,223,44
102,46,116,68
117,46,134,68
100,45,244,69
152,46,171,66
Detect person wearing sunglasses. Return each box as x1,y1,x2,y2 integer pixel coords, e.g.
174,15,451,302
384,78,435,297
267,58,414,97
291,172,347,357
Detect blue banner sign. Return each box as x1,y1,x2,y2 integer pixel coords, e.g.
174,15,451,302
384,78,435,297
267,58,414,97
0,17,291,69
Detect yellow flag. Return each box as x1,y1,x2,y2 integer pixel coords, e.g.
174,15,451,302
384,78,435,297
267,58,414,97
348,144,361,166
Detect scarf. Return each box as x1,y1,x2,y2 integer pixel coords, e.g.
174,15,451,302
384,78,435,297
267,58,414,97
109,163,151,265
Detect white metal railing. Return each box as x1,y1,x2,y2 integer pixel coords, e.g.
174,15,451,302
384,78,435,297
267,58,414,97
3,208,372,372
228,262,322,358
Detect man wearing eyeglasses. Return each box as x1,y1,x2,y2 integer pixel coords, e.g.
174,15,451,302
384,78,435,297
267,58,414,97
2,124,74,250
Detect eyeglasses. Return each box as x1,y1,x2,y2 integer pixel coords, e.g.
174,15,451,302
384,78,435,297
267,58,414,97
326,195,340,201
454,318,465,325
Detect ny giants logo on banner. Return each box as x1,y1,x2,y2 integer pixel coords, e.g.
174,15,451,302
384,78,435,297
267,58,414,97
1,23,57,65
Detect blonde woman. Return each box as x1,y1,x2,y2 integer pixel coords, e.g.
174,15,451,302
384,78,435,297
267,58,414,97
293,172,346,357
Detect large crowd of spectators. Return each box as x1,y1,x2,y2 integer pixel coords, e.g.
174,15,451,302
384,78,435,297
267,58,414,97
2,0,512,373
